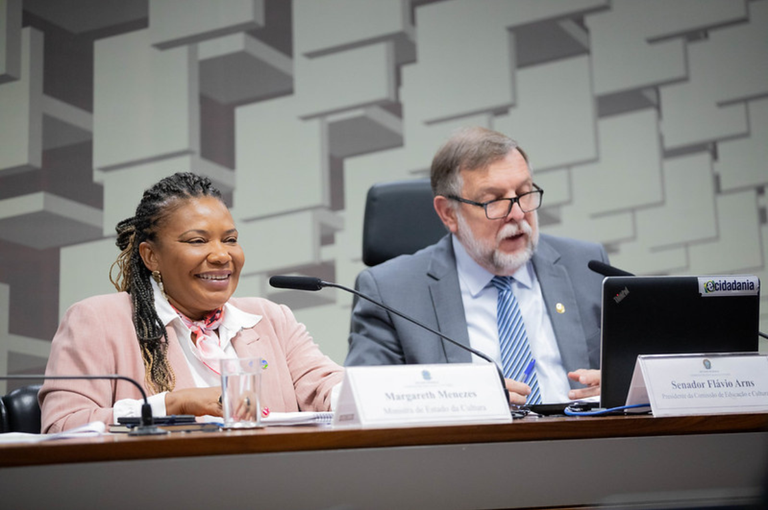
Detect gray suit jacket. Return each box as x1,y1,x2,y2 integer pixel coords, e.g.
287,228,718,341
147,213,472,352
345,234,608,389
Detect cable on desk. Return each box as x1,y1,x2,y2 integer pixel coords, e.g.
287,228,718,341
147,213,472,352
563,403,651,416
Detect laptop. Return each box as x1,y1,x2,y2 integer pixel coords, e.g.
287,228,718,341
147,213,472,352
599,275,761,409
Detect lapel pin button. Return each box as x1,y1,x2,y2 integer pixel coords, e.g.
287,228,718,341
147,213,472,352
556,303,565,314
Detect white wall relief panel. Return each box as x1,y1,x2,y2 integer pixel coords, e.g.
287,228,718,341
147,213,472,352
149,0,265,49
0,27,42,173
587,0,747,96
0,0,22,84
660,0,768,150
495,55,596,171
688,190,763,273
235,96,327,218
93,29,200,172
716,97,768,192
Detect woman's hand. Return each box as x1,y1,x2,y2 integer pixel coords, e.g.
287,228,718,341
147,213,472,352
229,391,259,422
165,387,223,417
567,369,601,400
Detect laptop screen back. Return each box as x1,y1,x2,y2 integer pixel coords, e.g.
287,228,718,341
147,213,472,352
599,275,760,409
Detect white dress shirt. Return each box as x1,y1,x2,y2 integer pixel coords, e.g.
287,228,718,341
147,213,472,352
452,236,572,403
112,279,261,422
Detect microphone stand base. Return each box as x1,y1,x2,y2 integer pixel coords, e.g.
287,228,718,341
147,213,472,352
129,425,169,436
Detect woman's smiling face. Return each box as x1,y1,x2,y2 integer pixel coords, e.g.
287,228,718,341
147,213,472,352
139,196,244,320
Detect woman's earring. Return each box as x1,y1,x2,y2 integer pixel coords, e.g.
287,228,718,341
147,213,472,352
151,270,167,299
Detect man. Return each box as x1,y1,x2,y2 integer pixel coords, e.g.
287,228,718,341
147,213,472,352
345,126,607,405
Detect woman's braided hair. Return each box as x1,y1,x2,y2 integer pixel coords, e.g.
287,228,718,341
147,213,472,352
109,172,223,394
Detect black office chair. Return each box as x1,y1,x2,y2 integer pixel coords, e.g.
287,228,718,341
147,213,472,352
1,384,42,433
362,179,447,266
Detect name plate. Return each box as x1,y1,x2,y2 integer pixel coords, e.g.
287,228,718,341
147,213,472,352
626,353,768,417
333,364,512,428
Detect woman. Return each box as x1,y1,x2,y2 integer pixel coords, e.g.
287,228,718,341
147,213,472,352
40,173,343,433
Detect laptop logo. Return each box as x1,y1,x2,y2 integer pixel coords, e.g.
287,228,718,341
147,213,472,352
698,276,759,297
613,287,630,304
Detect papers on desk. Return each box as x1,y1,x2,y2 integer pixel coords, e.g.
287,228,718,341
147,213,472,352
0,421,105,443
203,412,333,427
261,412,334,426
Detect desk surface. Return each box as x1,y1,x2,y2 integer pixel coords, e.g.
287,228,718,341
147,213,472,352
2,414,767,510
2,412,767,467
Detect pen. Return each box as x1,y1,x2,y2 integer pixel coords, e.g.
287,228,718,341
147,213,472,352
521,359,536,384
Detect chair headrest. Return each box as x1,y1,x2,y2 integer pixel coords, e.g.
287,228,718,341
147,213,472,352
362,179,446,266
2,384,42,434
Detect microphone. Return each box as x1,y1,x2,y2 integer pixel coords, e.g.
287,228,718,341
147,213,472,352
270,275,323,291
269,275,511,402
0,374,168,436
588,260,634,277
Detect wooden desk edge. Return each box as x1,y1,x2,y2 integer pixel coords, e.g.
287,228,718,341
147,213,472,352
2,413,766,468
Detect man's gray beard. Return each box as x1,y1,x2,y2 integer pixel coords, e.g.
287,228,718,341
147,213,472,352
456,211,539,275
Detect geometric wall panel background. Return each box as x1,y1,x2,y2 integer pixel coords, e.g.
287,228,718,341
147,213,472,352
1,0,766,392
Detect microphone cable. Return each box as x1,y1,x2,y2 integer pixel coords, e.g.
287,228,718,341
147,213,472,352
563,403,651,416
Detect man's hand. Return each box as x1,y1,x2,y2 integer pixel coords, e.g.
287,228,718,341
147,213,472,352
504,378,531,406
567,369,600,400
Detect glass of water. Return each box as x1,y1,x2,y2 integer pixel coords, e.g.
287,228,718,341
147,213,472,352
220,357,263,429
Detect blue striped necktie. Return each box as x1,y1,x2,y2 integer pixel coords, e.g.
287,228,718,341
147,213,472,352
491,276,542,404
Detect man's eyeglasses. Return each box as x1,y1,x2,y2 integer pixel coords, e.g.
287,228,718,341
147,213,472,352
445,184,543,220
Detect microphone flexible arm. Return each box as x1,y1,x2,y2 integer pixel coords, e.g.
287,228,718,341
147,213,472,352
324,281,496,365
1,374,167,436
315,279,511,403
587,260,634,278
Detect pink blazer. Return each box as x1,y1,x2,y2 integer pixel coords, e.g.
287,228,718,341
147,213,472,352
40,293,344,433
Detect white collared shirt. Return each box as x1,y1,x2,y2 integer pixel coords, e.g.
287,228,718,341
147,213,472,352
452,236,572,403
112,280,261,421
